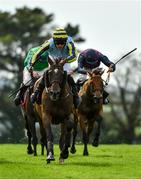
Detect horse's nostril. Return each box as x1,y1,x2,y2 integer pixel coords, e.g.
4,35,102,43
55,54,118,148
50,91,54,95
100,94,103,98
52,91,60,96
56,91,60,95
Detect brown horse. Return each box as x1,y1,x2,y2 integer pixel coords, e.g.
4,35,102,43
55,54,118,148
21,81,46,156
77,67,104,156
34,59,75,163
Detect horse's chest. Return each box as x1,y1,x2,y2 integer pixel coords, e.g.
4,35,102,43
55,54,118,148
79,101,99,118
45,101,72,118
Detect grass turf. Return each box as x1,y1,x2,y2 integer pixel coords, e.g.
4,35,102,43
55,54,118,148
0,144,141,179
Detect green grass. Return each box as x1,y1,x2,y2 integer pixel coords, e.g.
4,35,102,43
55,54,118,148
0,144,141,179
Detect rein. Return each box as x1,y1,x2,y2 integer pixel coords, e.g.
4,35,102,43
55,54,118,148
45,71,49,93
104,71,111,86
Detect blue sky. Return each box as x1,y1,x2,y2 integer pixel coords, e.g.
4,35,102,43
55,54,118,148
0,0,140,61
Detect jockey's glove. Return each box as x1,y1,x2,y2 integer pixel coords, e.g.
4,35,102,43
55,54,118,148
28,65,33,73
108,63,116,72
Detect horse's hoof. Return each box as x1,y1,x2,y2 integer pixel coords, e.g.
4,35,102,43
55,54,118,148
47,159,51,164
83,152,89,156
59,158,64,164
70,147,76,154
27,147,34,154
61,150,69,159
92,140,99,147
47,152,55,162
27,149,34,154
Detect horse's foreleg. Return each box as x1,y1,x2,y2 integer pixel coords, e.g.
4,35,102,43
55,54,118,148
92,115,103,147
43,115,55,163
83,131,89,156
79,115,89,156
26,127,34,154
39,120,47,155
46,141,55,163
60,117,74,161
25,117,34,154
60,123,70,160
29,120,38,156
70,118,77,154
59,124,65,151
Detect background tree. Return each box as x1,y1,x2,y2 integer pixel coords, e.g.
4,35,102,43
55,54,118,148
106,55,141,143
0,6,85,143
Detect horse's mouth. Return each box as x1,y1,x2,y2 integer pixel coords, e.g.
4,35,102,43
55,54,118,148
93,97,103,104
50,94,60,101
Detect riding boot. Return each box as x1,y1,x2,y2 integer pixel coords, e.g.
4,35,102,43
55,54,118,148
68,75,80,108
76,78,87,92
103,90,110,104
14,84,28,106
30,76,45,104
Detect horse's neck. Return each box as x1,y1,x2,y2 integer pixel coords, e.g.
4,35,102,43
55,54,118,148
66,83,72,94
79,80,91,97
60,83,72,98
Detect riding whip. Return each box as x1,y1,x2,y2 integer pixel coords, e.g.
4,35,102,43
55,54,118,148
105,48,137,86
114,48,137,65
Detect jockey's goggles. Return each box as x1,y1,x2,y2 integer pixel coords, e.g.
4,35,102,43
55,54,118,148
54,38,67,45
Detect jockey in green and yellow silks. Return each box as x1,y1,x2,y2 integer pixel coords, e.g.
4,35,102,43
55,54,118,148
31,28,77,73
29,28,80,108
14,46,49,106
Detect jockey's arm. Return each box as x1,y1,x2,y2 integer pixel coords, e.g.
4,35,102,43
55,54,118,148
24,48,35,69
77,55,87,74
66,42,78,63
31,41,50,66
100,55,115,71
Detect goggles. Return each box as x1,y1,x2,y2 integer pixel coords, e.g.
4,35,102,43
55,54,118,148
54,38,67,45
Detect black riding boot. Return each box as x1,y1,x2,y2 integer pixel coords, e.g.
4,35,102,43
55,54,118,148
103,90,110,104
30,76,45,104
68,75,80,108
76,78,87,92
14,84,28,106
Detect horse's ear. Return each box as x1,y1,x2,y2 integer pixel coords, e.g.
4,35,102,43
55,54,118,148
87,70,92,77
92,67,104,75
59,59,66,66
48,56,54,66
100,69,105,75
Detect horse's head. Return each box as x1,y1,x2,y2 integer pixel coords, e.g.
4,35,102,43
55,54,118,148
86,67,104,104
46,58,66,101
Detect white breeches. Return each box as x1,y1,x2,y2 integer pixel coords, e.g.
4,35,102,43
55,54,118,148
23,67,46,85
23,62,76,85
77,73,89,81
63,62,77,75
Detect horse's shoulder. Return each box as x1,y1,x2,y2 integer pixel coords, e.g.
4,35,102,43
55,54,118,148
81,79,91,92
34,77,42,89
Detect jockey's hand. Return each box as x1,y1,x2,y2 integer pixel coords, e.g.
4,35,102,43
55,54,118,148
28,65,33,73
107,64,116,73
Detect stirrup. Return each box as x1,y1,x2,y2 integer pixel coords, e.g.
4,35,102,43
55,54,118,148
14,96,21,106
74,96,81,108
103,98,110,104
30,93,38,104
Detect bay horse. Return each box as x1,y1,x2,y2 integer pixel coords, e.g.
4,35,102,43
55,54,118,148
21,79,46,156
34,58,75,164
77,67,104,156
